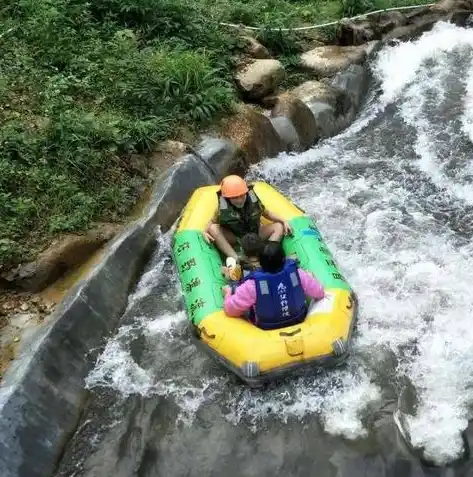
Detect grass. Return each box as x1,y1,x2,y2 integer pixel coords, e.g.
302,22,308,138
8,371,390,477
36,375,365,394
205,0,434,28
0,0,434,271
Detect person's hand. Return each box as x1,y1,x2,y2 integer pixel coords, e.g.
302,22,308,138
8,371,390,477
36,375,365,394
222,286,231,297
283,221,293,236
203,230,215,243
221,266,232,280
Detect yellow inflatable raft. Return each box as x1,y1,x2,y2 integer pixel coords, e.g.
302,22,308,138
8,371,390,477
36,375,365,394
172,182,358,386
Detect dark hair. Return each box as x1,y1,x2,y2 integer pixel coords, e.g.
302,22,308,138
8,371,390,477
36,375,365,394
241,233,264,257
259,241,285,274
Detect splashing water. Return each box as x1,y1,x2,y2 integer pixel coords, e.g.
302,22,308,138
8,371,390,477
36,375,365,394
84,21,473,466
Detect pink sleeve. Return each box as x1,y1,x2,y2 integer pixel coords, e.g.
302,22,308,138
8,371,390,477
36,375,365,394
298,269,325,299
224,280,257,317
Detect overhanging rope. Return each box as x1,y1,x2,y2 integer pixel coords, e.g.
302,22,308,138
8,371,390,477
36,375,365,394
219,3,437,31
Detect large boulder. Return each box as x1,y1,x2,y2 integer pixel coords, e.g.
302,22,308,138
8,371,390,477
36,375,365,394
449,10,473,26
291,80,351,120
383,15,442,43
145,154,217,231
269,116,300,152
338,11,407,45
384,1,473,42
330,64,370,130
306,102,338,140
407,0,473,17
338,0,473,46
279,64,371,144
331,64,370,111
291,80,346,109
220,105,286,165
300,45,367,77
271,93,318,150
195,136,242,181
235,59,285,100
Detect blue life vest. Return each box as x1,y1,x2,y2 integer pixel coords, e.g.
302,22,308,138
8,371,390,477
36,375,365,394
244,259,308,330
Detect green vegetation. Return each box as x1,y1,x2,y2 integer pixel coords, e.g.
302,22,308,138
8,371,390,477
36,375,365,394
0,0,433,270
206,0,432,28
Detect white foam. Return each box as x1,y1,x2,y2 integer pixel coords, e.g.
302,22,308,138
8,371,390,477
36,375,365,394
85,324,155,397
398,60,473,204
248,67,473,459
321,369,381,439
374,21,473,106
222,365,380,438
461,59,473,141
85,310,219,424
372,21,473,207
142,311,186,336
249,143,340,183
126,226,176,307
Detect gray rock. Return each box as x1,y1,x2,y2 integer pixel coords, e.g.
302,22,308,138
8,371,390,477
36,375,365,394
145,155,216,232
195,137,242,181
337,11,406,45
364,40,383,61
270,93,318,150
270,116,300,152
383,9,452,43
0,155,215,477
220,105,286,165
235,59,285,100
306,102,337,140
300,45,367,77
331,64,369,110
449,10,473,26
291,80,341,107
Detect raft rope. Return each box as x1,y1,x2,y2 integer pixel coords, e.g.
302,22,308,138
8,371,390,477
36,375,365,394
219,3,437,31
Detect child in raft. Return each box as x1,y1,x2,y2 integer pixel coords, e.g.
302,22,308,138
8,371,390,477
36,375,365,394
222,241,324,329
221,233,264,285
221,232,300,283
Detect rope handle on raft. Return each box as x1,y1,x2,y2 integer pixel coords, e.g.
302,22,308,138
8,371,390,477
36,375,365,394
198,327,216,339
279,328,302,337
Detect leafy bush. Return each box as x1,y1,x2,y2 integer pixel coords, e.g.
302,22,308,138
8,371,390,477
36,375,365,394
0,0,238,268
338,0,376,17
0,0,435,268
256,28,303,56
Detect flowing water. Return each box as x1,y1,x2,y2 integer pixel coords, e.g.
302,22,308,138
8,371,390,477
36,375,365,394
56,22,473,477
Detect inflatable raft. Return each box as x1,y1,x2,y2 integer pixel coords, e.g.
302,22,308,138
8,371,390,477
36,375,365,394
172,182,358,386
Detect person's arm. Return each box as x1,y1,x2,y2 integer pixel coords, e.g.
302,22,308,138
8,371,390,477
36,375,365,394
223,280,257,317
203,211,219,242
261,208,292,235
297,269,325,300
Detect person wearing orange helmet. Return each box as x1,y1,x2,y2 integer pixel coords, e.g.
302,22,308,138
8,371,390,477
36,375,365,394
204,175,292,260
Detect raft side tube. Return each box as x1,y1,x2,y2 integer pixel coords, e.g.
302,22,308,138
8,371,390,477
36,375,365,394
192,292,359,387
173,229,225,325
283,216,351,292
194,291,358,376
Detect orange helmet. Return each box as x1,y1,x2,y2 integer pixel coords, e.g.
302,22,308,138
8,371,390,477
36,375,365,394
220,175,248,198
